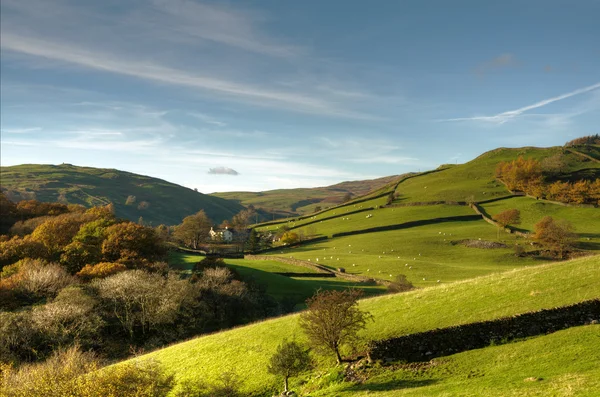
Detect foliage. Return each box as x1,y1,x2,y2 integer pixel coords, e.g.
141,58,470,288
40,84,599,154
76,262,127,281
173,210,212,249
564,134,600,146
281,231,300,245
267,340,312,393
495,156,543,193
300,289,372,364
534,216,576,258
231,208,256,230
101,222,166,266
0,346,175,397
387,274,414,293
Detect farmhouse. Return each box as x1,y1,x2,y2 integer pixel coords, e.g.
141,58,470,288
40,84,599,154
209,226,234,242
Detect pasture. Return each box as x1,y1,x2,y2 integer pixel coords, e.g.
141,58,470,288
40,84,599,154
265,219,543,287
127,255,600,396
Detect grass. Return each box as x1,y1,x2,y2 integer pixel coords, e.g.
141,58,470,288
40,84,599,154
124,255,600,396
480,196,600,237
0,164,244,225
168,251,385,303
393,146,599,204
254,194,393,233
264,220,543,287
311,325,600,397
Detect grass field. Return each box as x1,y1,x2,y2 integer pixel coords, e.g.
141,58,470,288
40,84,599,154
312,325,600,397
254,194,394,232
286,204,475,238
125,255,600,396
168,251,386,303
481,196,600,237
264,220,543,287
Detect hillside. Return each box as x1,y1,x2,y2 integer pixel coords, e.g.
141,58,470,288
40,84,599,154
124,255,600,396
211,175,404,217
0,164,245,225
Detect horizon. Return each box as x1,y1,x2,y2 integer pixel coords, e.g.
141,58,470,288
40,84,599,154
1,0,599,193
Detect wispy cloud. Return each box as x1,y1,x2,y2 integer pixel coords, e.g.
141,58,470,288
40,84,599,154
0,127,42,134
440,82,600,124
208,166,239,175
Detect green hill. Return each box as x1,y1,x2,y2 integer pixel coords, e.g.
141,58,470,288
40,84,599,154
0,164,245,225
123,255,600,396
211,175,403,217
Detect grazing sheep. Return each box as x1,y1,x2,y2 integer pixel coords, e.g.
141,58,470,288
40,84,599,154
367,269,370,272
423,278,426,281
437,280,440,283
379,256,382,258
409,266,412,269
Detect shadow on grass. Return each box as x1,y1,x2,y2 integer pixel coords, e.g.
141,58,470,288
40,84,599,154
340,378,438,392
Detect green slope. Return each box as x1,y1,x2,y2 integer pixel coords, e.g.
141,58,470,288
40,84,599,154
123,255,600,396
0,164,244,225
393,146,600,204
313,325,600,397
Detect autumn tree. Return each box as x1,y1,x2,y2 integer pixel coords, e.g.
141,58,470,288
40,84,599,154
101,222,165,265
231,208,256,230
173,210,212,249
534,216,576,259
267,340,312,393
495,157,542,192
299,289,372,364
280,231,300,245
492,209,521,238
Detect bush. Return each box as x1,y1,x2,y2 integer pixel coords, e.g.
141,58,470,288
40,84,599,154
77,262,127,281
387,274,414,293
0,346,175,397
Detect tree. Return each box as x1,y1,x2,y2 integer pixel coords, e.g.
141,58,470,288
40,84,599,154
314,205,322,213
267,340,312,393
299,289,372,364
101,222,165,265
342,192,353,203
492,209,521,239
231,209,256,230
534,216,576,259
173,210,212,250
245,229,260,253
280,231,299,245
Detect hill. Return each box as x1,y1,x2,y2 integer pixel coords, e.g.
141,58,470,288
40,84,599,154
123,255,600,396
211,175,403,217
0,164,245,225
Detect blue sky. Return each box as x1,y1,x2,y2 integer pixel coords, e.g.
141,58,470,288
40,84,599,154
1,0,599,193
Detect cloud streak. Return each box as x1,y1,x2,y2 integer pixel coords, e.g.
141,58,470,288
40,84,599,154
440,82,600,124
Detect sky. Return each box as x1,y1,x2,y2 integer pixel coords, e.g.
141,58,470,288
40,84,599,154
1,0,599,193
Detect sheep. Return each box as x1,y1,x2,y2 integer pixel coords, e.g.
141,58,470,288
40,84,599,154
352,264,356,267
378,256,382,259
422,278,426,281
389,274,393,277
367,269,370,272
409,266,412,269
437,280,440,283
316,258,319,262
405,263,408,266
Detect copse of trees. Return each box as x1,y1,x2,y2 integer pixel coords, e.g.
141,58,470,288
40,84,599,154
564,134,600,147
534,216,576,259
495,156,599,205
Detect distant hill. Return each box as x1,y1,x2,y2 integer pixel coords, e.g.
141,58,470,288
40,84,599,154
0,164,245,226
211,175,404,217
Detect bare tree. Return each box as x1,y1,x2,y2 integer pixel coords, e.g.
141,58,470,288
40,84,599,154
299,289,372,364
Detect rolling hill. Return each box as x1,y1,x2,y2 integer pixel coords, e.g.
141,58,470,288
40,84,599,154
211,174,404,217
123,255,600,396
0,164,245,225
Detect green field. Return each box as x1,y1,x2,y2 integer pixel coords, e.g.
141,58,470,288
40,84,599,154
168,251,385,302
264,220,543,287
284,204,475,238
0,164,244,225
124,255,600,396
312,325,600,397
481,196,600,236
254,194,394,233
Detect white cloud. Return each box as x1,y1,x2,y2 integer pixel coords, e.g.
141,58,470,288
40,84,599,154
208,166,239,175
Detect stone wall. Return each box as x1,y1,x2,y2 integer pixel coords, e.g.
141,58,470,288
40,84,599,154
368,299,600,363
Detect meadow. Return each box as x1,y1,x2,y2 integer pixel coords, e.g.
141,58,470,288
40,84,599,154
128,255,600,396
264,219,543,287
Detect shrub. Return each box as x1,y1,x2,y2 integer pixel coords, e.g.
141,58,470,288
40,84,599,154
77,262,127,281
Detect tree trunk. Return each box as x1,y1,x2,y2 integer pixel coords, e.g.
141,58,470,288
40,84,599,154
284,376,288,392
335,348,342,365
